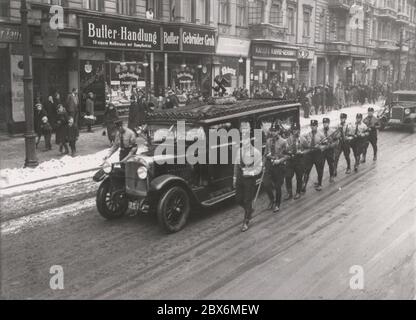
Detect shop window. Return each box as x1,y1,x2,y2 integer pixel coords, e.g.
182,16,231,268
219,0,229,24
303,9,311,37
117,0,135,15
269,0,282,26
184,0,196,23
236,0,247,27
248,0,263,25
0,0,9,17
82,0,102,11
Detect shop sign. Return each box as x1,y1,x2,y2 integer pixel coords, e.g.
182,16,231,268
252,44,297,59
298,49,310,59
221,66,236,76
110,62,145,85
82,17,160,50
0,24,22,43
182,27,215,54
10,55,25,122
163,27,180,51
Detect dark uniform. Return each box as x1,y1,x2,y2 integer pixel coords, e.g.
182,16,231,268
348,114,369,172
284,123,304,200
319,118,339,182
234,143,262,231
301,120,326,191
334,113,352,175
362,108,379,162
263,132,288,212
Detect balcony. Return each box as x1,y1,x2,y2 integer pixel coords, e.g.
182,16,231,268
248,23,287,43
397,12,410,25
328,0,353,11
325,42,369,57
375,7,397,20
375,39,399,51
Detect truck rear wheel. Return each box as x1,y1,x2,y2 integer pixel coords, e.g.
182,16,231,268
157,186,190,233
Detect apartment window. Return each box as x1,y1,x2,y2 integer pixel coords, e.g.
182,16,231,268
184,0,196,23
219,0,229,24
147,0,162,19
236,0,247,27
336,16,346,41
117,0,135,15
198,0,210,25
287,7,295,34
248,0,263,25
319,13,326,42
269,0,282,25
82,0,102,11
303,10,311,37
43,0,67,4
0,0,9,17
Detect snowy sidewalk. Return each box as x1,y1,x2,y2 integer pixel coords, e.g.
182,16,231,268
0,102,382,191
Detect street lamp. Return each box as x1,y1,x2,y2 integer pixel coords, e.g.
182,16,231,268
21,0,38,168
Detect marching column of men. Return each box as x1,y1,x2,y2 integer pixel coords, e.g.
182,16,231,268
235,107,378,232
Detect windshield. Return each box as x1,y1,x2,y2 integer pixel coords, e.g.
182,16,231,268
148,123,205,144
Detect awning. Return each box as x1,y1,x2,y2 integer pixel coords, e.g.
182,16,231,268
216,37,251,58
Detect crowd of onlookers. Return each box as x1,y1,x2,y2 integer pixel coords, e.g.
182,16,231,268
33,88,93,156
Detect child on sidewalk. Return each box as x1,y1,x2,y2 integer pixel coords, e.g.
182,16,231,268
66,117,79,157
40,116,52,151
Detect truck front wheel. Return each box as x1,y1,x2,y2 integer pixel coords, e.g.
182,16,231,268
157,186,191,233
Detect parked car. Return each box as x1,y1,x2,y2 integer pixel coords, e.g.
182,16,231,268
93,99,301,233
378,90,416,133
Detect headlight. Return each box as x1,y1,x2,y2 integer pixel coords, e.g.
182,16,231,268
137,166,148,179
405,109,411,115
103,161,112,174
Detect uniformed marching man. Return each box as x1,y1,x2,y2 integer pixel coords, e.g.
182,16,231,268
334,113,352,175
103,119,138,165
362,107,379,162
301,119,326,192
284,122,304,200
263,123,288,213
348,113,369,172
233,121,263,232
319,118,339,184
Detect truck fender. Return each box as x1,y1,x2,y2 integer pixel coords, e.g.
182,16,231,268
149,175,198,203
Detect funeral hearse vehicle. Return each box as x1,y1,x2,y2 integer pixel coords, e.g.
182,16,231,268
93,99,301,233
379,90,416,133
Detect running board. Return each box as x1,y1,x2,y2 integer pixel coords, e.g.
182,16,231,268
200,178,262,207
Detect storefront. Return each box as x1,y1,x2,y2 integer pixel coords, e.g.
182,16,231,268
163,25,216,98
213,37,250,95
80,17,161,117
250,41,297,95
0,23,23,134
297,48,314,88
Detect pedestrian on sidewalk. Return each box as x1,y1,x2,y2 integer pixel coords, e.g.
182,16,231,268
84,92,95,132
104,103,119,145
66,88,80,126
46,96,57,131
55,104,69,154
66,117,79,157
34,99,47,149
40,116,52,151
